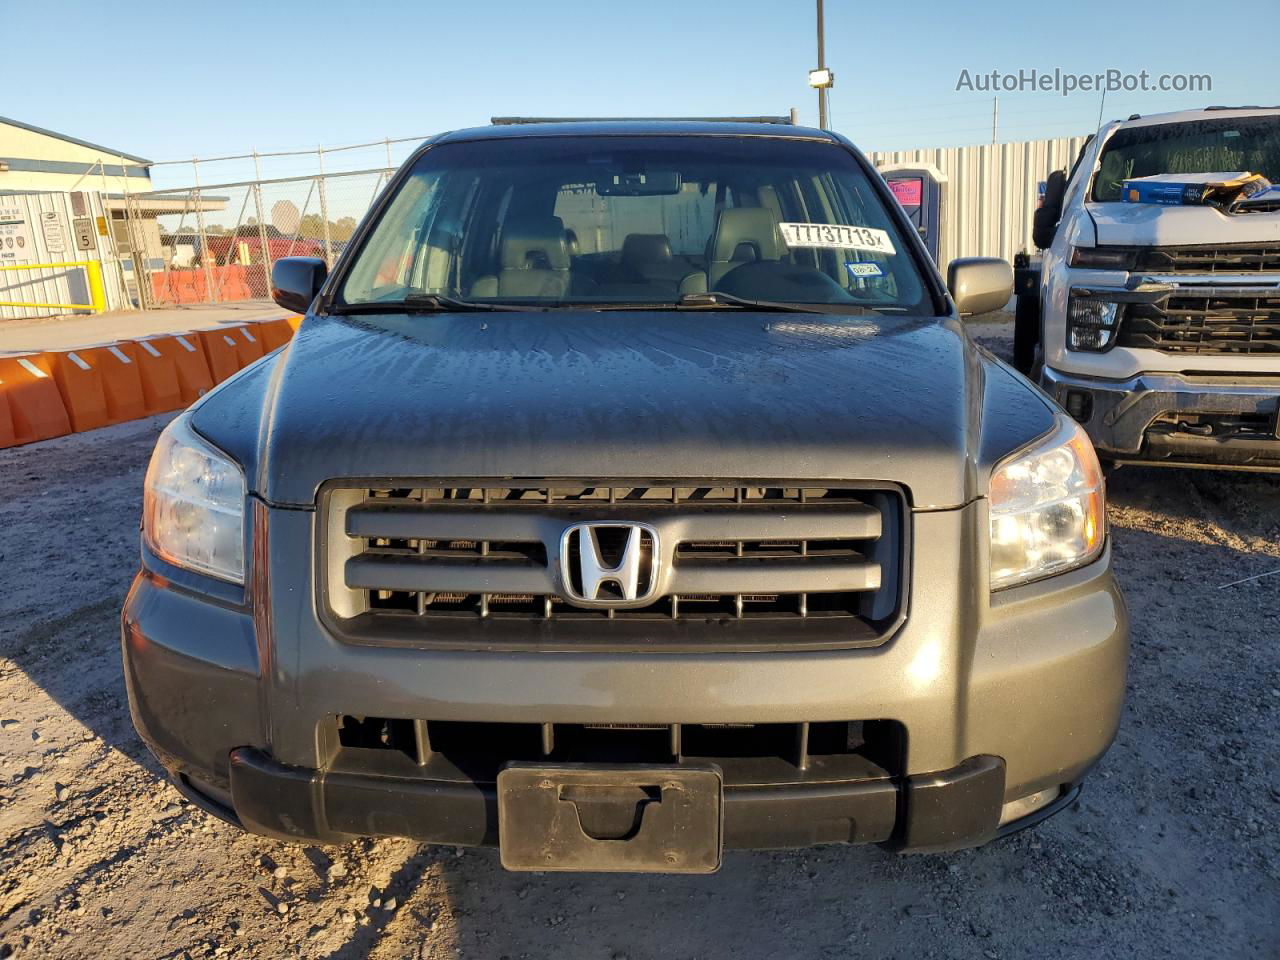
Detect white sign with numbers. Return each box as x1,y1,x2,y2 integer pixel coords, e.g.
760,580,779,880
778,222,896,255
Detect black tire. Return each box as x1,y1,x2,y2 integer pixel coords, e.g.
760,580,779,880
1013,292,1040,374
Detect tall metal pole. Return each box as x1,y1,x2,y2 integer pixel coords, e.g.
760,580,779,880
816,0,828,129
192,156,218,304
252,150,272,299
316,144,334,267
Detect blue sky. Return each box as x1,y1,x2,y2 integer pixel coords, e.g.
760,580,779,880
12,0,1271,189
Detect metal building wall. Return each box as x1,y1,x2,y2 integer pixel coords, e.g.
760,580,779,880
0,191,129,320
871,136,1089,265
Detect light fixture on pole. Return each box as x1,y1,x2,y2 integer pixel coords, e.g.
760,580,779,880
811,0,832,129
808,69,834,88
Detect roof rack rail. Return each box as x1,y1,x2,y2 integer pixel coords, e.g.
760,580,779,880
1204,104,1280,111
490,115,795,126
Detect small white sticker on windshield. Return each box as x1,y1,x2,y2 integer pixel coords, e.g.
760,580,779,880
846,262,884,278
779,222,896,255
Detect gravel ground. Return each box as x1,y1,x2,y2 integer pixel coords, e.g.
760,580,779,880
1,319,1278,959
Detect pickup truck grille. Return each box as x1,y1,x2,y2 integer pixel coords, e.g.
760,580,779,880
1132,243,1280,275
1119,292,1280,355
320,483,907,652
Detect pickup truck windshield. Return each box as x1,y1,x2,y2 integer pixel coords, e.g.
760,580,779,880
1092,115,1280,202
337,135,930,313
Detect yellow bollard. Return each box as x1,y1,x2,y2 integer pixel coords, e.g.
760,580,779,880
85,260,106,313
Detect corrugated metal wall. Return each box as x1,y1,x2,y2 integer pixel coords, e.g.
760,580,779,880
872,136,1089,265
0,191,129,321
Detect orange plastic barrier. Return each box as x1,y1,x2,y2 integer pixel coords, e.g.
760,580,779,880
226,325,265,367
0,355,72,444
149,273,177,306
219,265,253,302
44,344,148,428
95,343,149,423
285,314,304,332
39,349,109,432
0,390,16,449
255,318,296,352
132,338,185,413
198,329,244,383
163,334,216,404
174,271,199,304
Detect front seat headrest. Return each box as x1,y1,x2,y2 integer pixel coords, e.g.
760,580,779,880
621,233,673,267
710,208,783,263
501,216,571,271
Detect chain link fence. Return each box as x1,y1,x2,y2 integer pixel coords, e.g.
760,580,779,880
120,132,1091,310
123,166,398,307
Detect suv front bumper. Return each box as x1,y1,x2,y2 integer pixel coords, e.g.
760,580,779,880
1042,366,1280,469
122,502,1127,857
171,748,1043,853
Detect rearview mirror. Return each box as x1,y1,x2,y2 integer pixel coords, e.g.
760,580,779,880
947,257,1013,317
596,170,682,196
271,257,328,313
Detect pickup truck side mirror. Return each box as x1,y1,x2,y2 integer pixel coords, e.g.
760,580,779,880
947,257,1014,317
271,257,328,313
1032,169,1069,249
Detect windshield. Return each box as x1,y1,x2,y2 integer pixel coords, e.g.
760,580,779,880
1092,115,1280,201
337,135,932,313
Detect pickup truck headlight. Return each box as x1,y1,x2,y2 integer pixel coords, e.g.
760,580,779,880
1066,295,1121,351
143,415,246,583
1069,246,1137,270
989,418,1105,590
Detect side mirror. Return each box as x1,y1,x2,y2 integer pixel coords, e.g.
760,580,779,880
1032,169,1068,249
947,257,1014,317
271,257,328,313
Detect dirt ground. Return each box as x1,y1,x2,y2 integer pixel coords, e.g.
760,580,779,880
1,319,1277,959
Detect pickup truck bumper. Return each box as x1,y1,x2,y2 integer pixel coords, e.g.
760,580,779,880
1041,366,1280,470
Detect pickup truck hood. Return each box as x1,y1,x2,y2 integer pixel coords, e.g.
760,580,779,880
193,310,1055,510
1086,201,1280,247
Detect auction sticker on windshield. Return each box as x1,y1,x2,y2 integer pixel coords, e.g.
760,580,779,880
779,222,896,255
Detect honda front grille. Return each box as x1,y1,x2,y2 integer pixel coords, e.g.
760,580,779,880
320,483,907,651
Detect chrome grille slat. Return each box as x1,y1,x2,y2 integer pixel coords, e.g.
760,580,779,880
347,554,556,595
673,558,880,594
347,505,552,541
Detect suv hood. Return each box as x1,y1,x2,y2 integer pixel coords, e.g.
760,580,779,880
1087,201,1280,247
193,311,1055,510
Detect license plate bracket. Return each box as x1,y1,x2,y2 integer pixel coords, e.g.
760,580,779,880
497,763,723,873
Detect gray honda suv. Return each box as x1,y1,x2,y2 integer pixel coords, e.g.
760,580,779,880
122,119,1128,873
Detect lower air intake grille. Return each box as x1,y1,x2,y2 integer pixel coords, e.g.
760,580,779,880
321,483,908,651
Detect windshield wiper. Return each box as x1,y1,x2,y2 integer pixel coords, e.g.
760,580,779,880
330,294,534,315
675,292,871,314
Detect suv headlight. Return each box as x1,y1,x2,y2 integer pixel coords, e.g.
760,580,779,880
989,418,1105,590
143,415,246,583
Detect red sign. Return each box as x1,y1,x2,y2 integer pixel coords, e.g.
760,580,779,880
889,178,923,208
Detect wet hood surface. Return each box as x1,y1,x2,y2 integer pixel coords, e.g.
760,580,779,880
193,310,1056,510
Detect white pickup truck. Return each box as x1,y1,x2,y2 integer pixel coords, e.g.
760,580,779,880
1016,106,1280,470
